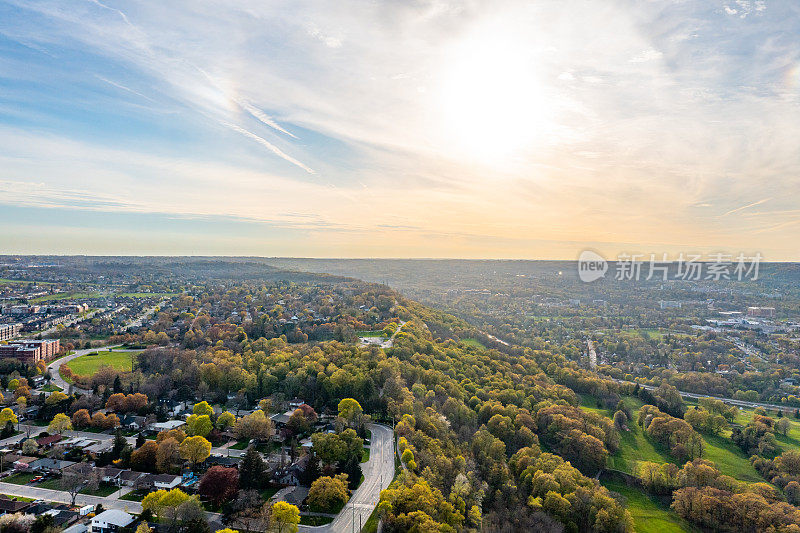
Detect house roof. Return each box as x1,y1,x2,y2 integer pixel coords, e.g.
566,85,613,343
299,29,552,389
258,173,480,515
120,470,144,481
36,434,62,446
90,509,134,527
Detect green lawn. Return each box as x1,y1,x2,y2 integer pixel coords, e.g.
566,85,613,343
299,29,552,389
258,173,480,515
117,292,178,298
3,472,36,485
260,486,279,502
300,516,334,526
0,278,53,285
120,489,150,501
362,505,380,533
702,432,763,482
66,350,134,376
0,493,33,502
361,448,370,463
460,338,487,348
31,292,101,303
356,331,386,338
80,484,119,496
40,384,63,392
36,479,63,490
579,394,762,482
602,480,697,533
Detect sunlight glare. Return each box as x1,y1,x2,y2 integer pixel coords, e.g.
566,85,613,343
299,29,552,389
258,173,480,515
439,28,551,165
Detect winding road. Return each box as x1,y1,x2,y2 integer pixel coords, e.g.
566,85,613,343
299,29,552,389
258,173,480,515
299,423,394,533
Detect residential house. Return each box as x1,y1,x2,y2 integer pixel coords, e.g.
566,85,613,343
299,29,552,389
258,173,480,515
36,434,62,449
120,470,144,487
99,467,123,484
0,495,31,515
11,456,37,470
150,473,182,490
150,420,186,432
88,509,134,533
29,458,77,474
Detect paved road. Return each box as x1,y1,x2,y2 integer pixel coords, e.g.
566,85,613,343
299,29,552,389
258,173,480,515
614,378,797,413
46,345,122,394
299,423,394,533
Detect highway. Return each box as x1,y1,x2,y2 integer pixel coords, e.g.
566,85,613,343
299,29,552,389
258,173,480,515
614,378,797,413
299,423,394,533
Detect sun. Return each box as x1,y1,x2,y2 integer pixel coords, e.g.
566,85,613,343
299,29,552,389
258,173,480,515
438,28,551,165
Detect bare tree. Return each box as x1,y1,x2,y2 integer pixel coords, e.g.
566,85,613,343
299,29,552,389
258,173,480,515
60,463,93,505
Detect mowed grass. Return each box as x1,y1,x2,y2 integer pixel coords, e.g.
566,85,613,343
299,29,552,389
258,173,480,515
356,331,385,338
602,480,698,533
461,338,487,349
31,292,100,303
578,394,763,482
117,292,178,298
66,350,134,376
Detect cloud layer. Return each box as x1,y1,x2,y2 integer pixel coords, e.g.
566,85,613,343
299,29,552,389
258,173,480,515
1,0,799,258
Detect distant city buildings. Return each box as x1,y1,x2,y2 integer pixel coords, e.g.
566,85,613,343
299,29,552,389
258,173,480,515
747,306,776,318
659,300,682,309
0,323,21,341
0,339,60,363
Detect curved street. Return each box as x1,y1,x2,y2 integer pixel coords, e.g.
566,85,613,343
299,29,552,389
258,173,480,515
299,423,395,533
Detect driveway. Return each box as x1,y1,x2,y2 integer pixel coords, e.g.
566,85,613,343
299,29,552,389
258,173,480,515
299,423,395,533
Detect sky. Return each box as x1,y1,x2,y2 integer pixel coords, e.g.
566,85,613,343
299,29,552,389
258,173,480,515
1,0,800,260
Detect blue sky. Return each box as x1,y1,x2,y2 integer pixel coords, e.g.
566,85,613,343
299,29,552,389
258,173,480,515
1,0,799,259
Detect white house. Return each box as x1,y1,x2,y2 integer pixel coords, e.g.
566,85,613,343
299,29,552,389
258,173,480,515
151,420,186,432
151,473,182,490
88,509,133,533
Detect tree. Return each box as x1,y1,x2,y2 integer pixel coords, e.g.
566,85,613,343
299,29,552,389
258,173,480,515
106,393,127,412
193,401,214,417
217,411,236,430
135,524,153,533
30,514,56,533
131,440,159,473
307,475,349,513
156,437,180,473
0,407,18,426
112,429,127,459
60,463,93,505
270,501,300,533
776,417,791,436
22,438,38,455
71,409,91,429
45,391,68,405
187,414,213,437
180,435,212,466
234,410,273,441
239,446,267,490
48,413,72,435
8,379,19,392
613,410,627,430
199,466,239,507
337,398,363,428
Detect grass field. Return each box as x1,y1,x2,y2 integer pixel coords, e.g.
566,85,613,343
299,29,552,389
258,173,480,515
602,480,697,533
578,394,762,482
117,292,178,298
3,472,36,485
0,493,33,502
66,350,134,376
0,278,53,285
31,292,101,303
120,489,149,501
361,448,371,463
461,338,487,348
300,516,334,526
356,331,385,338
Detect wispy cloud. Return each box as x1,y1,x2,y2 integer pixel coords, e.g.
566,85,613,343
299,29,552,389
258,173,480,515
221,122,314,174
